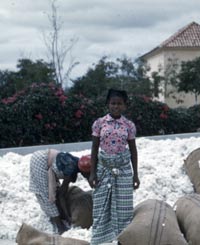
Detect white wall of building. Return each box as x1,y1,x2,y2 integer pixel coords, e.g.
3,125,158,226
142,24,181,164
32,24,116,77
145,48,200,108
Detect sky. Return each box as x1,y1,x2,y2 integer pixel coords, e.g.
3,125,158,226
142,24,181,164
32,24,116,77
1,135,200,243
1,0,200,86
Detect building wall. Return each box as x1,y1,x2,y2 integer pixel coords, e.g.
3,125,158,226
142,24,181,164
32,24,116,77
145,48,200,108
145,52,165,102
146,52,165,74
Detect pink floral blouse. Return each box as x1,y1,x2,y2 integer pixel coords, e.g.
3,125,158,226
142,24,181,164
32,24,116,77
92,114,136,154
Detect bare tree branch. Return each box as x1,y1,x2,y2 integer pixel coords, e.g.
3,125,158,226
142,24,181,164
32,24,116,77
43,0,78,87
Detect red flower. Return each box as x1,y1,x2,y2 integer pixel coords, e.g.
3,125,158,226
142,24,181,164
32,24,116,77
59,95,67,103
35,113,43,120
45,123,56,129
160,113,168,119
45,123,51,129
75,110,84,118
162,105,169,112
55,88,64,96
1,96,16,104
142,96,151,102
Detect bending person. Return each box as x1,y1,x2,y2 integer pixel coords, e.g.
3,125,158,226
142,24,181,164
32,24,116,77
29,149,90,234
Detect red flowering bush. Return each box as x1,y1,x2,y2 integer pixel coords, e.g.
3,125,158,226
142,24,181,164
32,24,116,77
0,83,101,147
126,96,169,136
126,95,192,136
0,84,198,148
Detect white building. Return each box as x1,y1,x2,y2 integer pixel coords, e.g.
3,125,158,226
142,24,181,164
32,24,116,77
141,21,200,108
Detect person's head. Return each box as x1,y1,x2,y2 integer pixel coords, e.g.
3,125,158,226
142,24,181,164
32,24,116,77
78,155,91,180
106,88,128,119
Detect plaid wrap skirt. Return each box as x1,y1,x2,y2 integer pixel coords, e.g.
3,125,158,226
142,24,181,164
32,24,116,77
90,149,134,245
29,150,60,217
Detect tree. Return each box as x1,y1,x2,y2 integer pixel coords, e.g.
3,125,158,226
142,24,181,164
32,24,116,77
16,58,55,85
0,70,18,99
43,0,78,87
151,71,164,98
177,57,200,104
69,56,155,99
116,57,153,96
68,57,117,99
163,57,180,100
0,58,56,99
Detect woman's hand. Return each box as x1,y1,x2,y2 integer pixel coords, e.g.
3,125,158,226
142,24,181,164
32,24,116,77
133,175,140,190
89,173,98,188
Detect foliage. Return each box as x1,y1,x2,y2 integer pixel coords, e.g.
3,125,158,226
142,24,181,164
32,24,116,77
0,83,102,148
187,105,200,132
68,56,156,99
151,71,164,98
177,57,200,103
16,59,55,85
0,59,55,99
68,57,117,99
164,57,180,89
165,107,191,134
126,96,170,136
1,54,200,148
0,70,18,99
117,57,153,96
126,95,194,136
0,84,199,148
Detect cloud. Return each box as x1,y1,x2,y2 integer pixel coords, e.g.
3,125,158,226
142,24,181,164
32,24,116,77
0,0,200,80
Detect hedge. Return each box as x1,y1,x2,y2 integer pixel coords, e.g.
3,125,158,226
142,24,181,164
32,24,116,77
0,84,199,148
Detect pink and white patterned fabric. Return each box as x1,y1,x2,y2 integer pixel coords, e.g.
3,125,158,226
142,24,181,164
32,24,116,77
92,114,136,154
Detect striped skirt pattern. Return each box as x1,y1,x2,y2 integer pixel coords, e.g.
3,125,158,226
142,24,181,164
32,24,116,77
90,150,134,245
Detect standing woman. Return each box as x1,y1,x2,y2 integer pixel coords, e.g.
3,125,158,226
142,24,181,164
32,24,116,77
89,89,140,245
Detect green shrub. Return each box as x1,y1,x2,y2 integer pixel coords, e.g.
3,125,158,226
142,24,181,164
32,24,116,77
126,95,194,136
127,96,171,136
166,107,191,134
187,105,200,132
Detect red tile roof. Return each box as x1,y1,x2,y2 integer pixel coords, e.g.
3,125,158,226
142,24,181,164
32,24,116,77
141,22,200,59
160,21,200,48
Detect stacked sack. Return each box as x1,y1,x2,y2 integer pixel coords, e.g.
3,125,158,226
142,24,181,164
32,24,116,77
172,147,200,245
16,223,89,245
174,193,200,245
118,199,188,245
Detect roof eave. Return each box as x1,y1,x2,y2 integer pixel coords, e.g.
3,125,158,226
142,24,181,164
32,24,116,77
140,46,162,60
140,46,200,60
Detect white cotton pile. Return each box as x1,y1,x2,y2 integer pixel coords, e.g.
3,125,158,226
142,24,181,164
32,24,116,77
0,137,200,242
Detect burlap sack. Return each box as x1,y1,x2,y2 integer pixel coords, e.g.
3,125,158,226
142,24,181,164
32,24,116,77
16,223,89,245
58,185,93,229
174,193,200,245
184,147,200,193
118,199,188,245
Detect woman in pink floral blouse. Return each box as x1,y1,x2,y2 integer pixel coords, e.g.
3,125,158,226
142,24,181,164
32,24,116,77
89,88,140,245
